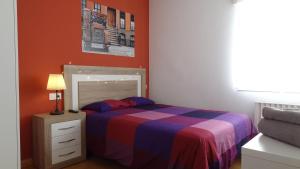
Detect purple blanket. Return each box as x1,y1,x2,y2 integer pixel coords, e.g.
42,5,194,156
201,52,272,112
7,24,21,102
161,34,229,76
86,104,257,169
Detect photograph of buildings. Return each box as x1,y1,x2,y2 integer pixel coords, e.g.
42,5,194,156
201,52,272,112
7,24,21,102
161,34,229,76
82,0,135,57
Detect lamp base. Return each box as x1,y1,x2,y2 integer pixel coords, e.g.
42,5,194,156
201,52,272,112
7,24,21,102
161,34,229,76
50,111,64,115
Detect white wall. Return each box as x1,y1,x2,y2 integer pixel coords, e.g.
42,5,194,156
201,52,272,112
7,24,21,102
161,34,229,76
0,0,20,168
150,0,255,116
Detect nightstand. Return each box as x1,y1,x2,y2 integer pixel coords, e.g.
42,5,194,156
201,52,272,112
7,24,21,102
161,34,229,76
32,111,86,169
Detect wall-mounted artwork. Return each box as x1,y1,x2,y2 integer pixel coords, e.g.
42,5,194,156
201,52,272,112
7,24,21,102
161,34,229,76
81,0,135,57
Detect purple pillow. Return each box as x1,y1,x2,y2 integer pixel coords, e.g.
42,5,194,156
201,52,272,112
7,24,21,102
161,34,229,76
81,99,130,112
122,97,155,107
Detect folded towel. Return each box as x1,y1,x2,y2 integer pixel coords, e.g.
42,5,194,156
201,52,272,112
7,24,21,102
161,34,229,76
263,107,300,125
258,119,300,148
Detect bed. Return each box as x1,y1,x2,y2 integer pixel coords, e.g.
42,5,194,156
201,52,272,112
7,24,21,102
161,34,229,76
64,65,257,169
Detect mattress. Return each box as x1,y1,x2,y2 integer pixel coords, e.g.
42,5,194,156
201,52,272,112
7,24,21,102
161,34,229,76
86,104,256,169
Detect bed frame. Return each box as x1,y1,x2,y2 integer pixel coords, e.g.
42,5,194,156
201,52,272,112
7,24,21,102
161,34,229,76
63,65,146,111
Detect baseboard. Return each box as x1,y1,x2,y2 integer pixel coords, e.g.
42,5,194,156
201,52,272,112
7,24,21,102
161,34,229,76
21,159,33,169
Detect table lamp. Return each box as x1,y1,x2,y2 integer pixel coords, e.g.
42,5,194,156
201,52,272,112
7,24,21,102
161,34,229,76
47,74,66,115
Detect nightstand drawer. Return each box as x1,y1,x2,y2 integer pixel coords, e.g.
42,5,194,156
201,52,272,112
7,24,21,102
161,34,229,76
52,145,81,165
51,120,81,137
52,132,81,150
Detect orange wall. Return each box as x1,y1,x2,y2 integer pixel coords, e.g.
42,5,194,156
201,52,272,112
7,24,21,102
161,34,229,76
18,0,149,160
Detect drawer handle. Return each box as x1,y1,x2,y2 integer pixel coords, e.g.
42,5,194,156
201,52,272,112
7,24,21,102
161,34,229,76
58,139,76,144
58,151,76,157
58,126,75,131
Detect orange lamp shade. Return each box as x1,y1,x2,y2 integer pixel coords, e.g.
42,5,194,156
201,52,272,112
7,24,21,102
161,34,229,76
47,74,66,90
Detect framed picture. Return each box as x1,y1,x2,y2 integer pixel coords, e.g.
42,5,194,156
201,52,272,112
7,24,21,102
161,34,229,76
81,0,135,57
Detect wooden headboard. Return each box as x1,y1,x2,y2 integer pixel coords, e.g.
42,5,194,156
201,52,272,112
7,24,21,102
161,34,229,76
63,65,146,111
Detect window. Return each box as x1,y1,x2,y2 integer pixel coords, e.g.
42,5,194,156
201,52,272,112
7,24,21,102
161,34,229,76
81,0,86,14
94,3,101,13
232,0,300,93
130,15,135,31
120,12,125,29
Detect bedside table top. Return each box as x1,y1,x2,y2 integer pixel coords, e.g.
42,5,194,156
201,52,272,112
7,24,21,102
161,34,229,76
33,111,86,121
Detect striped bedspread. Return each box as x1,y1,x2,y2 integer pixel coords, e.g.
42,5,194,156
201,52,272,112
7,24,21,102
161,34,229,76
86,104,257,169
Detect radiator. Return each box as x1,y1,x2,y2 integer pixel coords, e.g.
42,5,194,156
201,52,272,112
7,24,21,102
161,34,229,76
254,102,300,127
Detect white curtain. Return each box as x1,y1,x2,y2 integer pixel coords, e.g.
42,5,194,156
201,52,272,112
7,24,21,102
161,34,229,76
231,0,300,93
